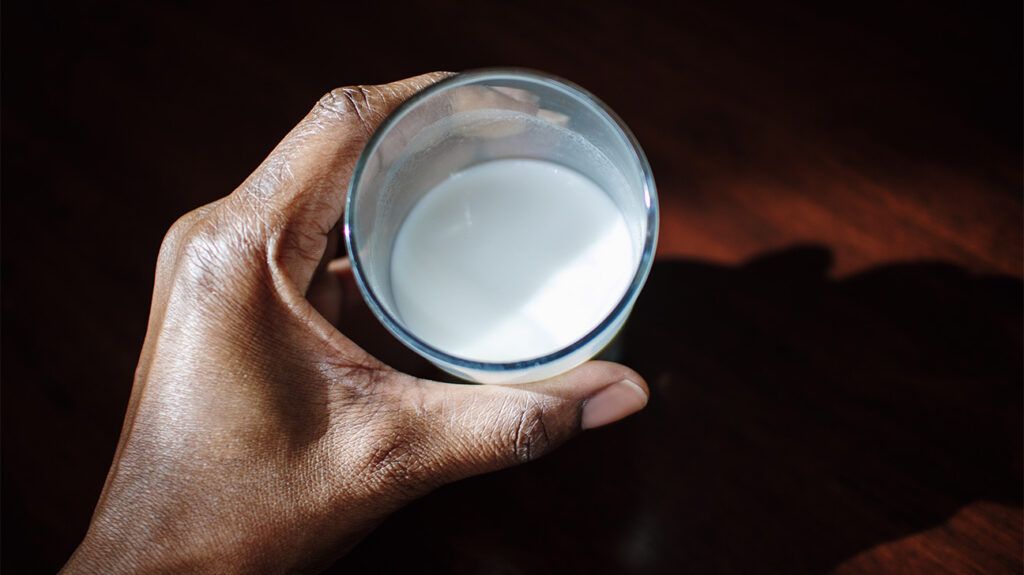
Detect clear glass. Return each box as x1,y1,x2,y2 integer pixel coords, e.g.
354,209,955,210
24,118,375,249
344,69,658,384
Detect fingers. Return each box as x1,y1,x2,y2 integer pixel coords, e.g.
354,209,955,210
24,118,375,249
326,257,352,275
239,72,453,293
405,361,649,483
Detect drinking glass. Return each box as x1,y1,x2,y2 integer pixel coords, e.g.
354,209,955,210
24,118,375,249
344,68,658,383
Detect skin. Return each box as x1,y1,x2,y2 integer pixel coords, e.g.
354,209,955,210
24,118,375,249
62,72,649,574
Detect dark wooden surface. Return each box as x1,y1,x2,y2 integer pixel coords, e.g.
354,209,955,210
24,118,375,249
3,1,1021,573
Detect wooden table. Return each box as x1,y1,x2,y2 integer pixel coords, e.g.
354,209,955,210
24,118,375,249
3,1,1020,572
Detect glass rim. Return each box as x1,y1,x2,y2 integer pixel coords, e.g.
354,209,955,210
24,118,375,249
343,67,659,373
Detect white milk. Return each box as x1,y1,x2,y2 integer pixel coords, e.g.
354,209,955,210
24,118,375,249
390,158,636,363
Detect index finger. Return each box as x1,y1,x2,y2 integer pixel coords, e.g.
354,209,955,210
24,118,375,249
235,72,453,291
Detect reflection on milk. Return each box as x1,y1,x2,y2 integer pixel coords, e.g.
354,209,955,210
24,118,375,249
390,158,636,363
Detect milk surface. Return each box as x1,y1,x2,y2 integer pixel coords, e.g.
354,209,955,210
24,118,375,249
390,159,635,363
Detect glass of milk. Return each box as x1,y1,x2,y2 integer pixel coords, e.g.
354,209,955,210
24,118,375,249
345,69,658,384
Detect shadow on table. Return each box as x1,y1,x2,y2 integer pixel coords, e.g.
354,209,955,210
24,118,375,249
336,245,1022,574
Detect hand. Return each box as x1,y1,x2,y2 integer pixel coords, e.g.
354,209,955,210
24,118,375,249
63,72,650,574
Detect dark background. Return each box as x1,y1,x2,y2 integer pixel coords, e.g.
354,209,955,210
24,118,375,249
3,0,1021,573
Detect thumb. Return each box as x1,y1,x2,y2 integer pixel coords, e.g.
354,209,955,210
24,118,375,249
409,361,649,483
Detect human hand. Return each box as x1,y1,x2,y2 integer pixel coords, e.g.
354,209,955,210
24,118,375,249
63,72,650,574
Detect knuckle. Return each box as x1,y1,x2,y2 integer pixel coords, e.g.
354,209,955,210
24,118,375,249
157,202,226,274
174,222,232,293
358,422,435,498
315,85,381,131
364,433,416,482
159,205,211,260
163,207,260,296
508,401,553,464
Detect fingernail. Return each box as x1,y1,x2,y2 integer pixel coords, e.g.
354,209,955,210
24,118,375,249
581,380,649,430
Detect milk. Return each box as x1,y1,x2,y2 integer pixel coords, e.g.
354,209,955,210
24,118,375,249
390,159,636,363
